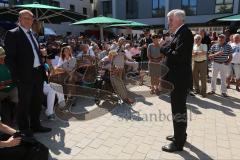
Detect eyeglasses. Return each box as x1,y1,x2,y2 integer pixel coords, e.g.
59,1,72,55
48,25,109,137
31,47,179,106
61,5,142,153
152,36,159,39
195,38,201,41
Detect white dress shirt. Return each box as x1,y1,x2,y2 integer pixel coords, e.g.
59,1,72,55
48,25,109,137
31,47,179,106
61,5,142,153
174,24,184,35
19,25,41,68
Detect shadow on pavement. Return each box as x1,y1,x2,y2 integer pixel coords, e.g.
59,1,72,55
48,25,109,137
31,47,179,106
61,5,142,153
111,103,144,121
35,120,71,157
175,142,214,160
187,96,236,117
158,93,237,117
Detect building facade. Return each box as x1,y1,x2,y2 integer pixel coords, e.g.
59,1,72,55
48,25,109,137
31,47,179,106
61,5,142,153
8,0,95,17
96,0,240,30
8,0,51,5
50,0,95,17
3,0,97,35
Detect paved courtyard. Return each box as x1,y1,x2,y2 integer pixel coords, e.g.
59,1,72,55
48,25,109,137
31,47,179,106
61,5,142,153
36,81,240,160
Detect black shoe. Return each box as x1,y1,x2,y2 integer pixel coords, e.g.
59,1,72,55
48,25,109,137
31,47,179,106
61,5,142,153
236,86,240,92
221,93,229,97
189,91,195,97
166,135,175,141
162,142,183,153
208,91,215,95
47,114,55,121
194,90,200,94
31,126,52,133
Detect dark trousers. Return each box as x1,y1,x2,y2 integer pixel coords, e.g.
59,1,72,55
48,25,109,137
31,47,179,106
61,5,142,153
17,68,44,131
0,134,49,160
170,87,188,148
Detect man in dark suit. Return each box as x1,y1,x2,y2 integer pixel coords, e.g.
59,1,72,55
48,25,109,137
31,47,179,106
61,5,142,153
4,10,51,134
160,9,194,152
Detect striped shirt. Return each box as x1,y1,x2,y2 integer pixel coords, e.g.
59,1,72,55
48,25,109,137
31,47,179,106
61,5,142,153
208,43,233,63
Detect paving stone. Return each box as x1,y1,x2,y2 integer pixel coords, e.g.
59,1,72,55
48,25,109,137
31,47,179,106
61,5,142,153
36,82,240,160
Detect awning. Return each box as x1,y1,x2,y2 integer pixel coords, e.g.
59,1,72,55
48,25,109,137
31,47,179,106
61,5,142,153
217,14,240,21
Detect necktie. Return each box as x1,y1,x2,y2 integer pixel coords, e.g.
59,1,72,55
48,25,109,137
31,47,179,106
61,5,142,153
27,30,40,54
27,30,42,65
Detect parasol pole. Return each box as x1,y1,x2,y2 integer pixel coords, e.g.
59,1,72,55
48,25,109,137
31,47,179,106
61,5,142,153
100,25,104,42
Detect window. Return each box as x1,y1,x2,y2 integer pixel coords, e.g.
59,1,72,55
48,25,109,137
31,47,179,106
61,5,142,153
152,0,165,17
37,0,49,4
215,0,233,14
94,9,97,17
83,7,87,15
70,4,75,12
90,0,93,4
51,1,60,7
102,1,112,17
126,0,138,19
181,0,197,16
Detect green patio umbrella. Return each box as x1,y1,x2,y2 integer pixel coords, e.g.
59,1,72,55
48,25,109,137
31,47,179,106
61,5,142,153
217,14,240,21
0,2,86,23
109,21,148,28
71,16,130,41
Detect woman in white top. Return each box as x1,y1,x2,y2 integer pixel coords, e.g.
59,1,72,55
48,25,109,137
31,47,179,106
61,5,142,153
57,46,76,72
57,46,78,84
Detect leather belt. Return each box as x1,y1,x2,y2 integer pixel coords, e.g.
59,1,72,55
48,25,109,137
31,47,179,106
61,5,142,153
214,61,224,64
195,60,206,63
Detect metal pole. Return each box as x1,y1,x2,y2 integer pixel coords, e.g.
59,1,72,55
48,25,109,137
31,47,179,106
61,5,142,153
100,25,104,42
164,0,169,29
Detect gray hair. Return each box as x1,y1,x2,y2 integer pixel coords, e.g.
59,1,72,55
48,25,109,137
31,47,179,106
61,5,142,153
194,34,202,40
233,34,240,39
167,9,185,22
19,10,34,17
125,43,131,49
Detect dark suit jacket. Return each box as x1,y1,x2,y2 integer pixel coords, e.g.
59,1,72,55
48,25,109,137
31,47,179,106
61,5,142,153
160,24,194,90
4,26,45,83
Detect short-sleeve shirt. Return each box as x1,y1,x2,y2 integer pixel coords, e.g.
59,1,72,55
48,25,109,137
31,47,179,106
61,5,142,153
193,44,207,62
147,43,161,59
76,49,95,58
230,43,240,64
208,43,233,63
51,56,60,68
101,56,111,70
57,57,76,72
0,64,15,93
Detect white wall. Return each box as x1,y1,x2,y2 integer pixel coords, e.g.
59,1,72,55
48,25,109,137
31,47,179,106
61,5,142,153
129,13,233,26
45,22,96,36
54,0,92,16
44,0,94,36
